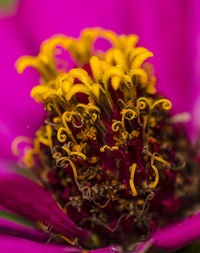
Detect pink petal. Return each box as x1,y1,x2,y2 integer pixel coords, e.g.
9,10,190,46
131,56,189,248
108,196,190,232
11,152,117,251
0,169,89,240
135,212,200,252
1,0,200,158
0,18,45,160
152,212,200,250
0,217,47,241
0,235,82,253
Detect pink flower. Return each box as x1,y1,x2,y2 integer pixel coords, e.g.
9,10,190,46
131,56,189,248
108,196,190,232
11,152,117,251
1,1,200,252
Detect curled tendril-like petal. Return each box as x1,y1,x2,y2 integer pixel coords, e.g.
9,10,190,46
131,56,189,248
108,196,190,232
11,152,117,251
111,75,124,90
30,85,58,103
57,127,68,142
129,68,148,84
102,66,124,91
98,29,119,47
56,157,78,180
136,97,151,110
90,56,102,82
90,112,98,122
46,102,62,117
130,51,154,70
76,103,100,113
65,84,91,101
16,56,53,81
62,145,86,160
105,48,127,72
149,164,159,189
151,99,172,111
72,114,85,128
151,153,171,168
56,73,73,95
111,120,122,132
52,152,62,160
128,47,148,61
100,145,119,152
57,112,76,143
86,127,97,140
63,111,77,122
11,136,33,156
69,68,92,87
76,103,100,122
121,109,137,128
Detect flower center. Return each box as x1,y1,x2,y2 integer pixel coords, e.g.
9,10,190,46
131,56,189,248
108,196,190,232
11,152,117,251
14,28,200,250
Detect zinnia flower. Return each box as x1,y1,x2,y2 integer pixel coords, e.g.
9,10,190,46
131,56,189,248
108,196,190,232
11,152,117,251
1,1,200,253
0,27,200,253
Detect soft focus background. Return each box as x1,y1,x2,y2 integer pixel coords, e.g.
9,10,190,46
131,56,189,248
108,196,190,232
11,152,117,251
0,0,200,252
1,0,200,161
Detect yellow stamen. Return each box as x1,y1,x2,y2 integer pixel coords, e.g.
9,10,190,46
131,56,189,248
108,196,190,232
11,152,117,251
62,145,86,160
56,157,78,180
57,112,76,143
121,109,137,129
129,163,137,196
136,97,151,110
151,99,172,110
131,51,154,69
100,145,119,152
90,56,102,82
11,136,32,156
111,120,122,132
16,56,53,81
31,85,58,103
150,164,159,189
129,68,148,84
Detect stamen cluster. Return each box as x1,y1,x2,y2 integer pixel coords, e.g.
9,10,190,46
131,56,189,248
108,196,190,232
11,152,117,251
15,29,200,249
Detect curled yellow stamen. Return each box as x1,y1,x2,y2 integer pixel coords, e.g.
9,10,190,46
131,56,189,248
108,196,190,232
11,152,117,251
102,66,124,91
131,51,153,69
31,85,58,103
129,47,148,61
57,112,76,143
11,136,32,156
105,48,127,71
121,109,136,129
129,68,148,84
62,145,86,160
56,157,78,180
16,56,53,81
100,145,119,152
129,163,137,196
142,147,170,168
151,99,172,111
111,120,122,132
150,164,159,189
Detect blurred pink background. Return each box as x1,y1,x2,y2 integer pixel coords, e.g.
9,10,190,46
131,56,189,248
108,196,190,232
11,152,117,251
0,0,200,159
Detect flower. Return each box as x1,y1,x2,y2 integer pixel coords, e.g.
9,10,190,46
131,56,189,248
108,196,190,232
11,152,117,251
0,27,200,252
1,1,198,252
1,0,200,161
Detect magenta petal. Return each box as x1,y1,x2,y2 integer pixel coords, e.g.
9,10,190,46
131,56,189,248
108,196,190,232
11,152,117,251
0,235,81,253
151,212,200,250
0,217,47,241
0,170,88,240
134,213,200,252
0,19,45,160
